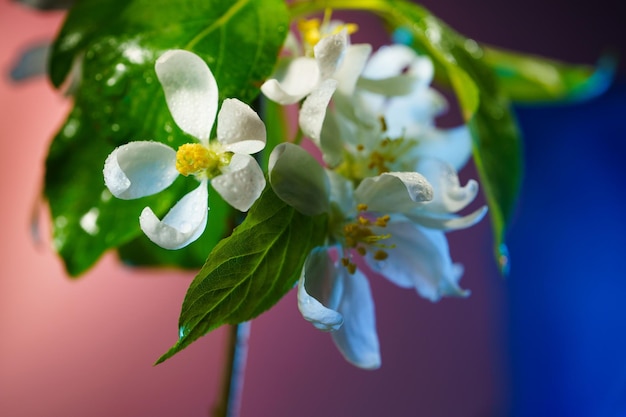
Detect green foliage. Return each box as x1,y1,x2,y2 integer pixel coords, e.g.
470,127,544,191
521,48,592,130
483,46,613,104
45,0,289,276
156,185,328,364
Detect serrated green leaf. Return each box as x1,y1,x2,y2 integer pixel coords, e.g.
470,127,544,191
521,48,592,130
45,0,289,276
156,185,328,364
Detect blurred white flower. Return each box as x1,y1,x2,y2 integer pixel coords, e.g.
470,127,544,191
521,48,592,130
103,50,266,249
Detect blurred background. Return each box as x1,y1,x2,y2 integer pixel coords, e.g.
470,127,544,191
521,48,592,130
1,0,624,416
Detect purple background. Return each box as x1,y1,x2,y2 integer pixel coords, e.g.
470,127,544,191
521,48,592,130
1,1,624,416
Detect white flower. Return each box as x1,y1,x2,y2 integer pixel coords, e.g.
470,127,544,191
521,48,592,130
269,143,481,368
261,27,372,143
103,50,266,249
327,44,473,172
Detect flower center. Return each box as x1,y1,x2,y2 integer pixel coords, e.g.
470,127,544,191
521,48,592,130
297,8,359,55
175,143,232,179
335,134,418,182
340,203,395,274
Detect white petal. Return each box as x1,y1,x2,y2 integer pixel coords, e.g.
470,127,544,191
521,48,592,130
362,44,426,80
314,30,348,80
331,265,381,370
217,99,266,154
211,154,265,212
415,159,478,213
333,43,372,96
410,125,472,171
356,73,420,97
327,170,355,216
299,78,338,142
298,248,344,331
368,221,469,301
408,206,488,231
318,109,346,168
260,57,320,105
355,172,433,214
139,181,208,249
268,143,330,216
103,141,178,199
155,49,217,142
383,88,448,137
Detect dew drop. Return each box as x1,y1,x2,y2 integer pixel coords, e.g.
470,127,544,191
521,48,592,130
497,243,510,276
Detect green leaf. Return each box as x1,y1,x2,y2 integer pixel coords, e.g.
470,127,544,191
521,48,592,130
386,2,523,272
156,185,328,364
482,46,614,103
45,0,289,276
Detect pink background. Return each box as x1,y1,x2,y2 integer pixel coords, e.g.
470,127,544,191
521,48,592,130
3,0,596,415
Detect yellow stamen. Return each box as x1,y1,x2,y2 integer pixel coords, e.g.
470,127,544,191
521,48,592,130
339,204,395,273
298,8,359,53
373,250,388,261
298,18,322,49
175,143,231,178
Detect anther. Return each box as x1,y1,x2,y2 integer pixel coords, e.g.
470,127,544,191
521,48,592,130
373,250,388,261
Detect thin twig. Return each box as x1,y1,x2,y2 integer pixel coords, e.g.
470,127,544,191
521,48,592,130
212,322,252,417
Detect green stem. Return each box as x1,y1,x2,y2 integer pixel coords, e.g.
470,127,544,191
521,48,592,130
212,322,251,417
289,0,392,20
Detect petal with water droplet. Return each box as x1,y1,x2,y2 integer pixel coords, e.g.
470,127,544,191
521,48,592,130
217,98,266,154
415,158,478,213
299,78,338,142
103,141,178,199
355,172,433,214
314,29,348,80
155,50,218,142
139,181,208,249
211,154,265,212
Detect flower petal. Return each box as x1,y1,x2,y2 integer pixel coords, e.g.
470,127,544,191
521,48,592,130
355,172,433,214
260,57,320,105
217,98,266,154
408,206,488,231
155,49,217,142
211,154,265,212
268,143,330,216
383,88,448,137
331,265,381,370
103,141,178,200
299,78,338,142
415,158,478,213
409,125,472,171
139,181,208,249
314,29,348,80
333,43,372,96
362,44,431,81
298,248,344,331
368,221,469,301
